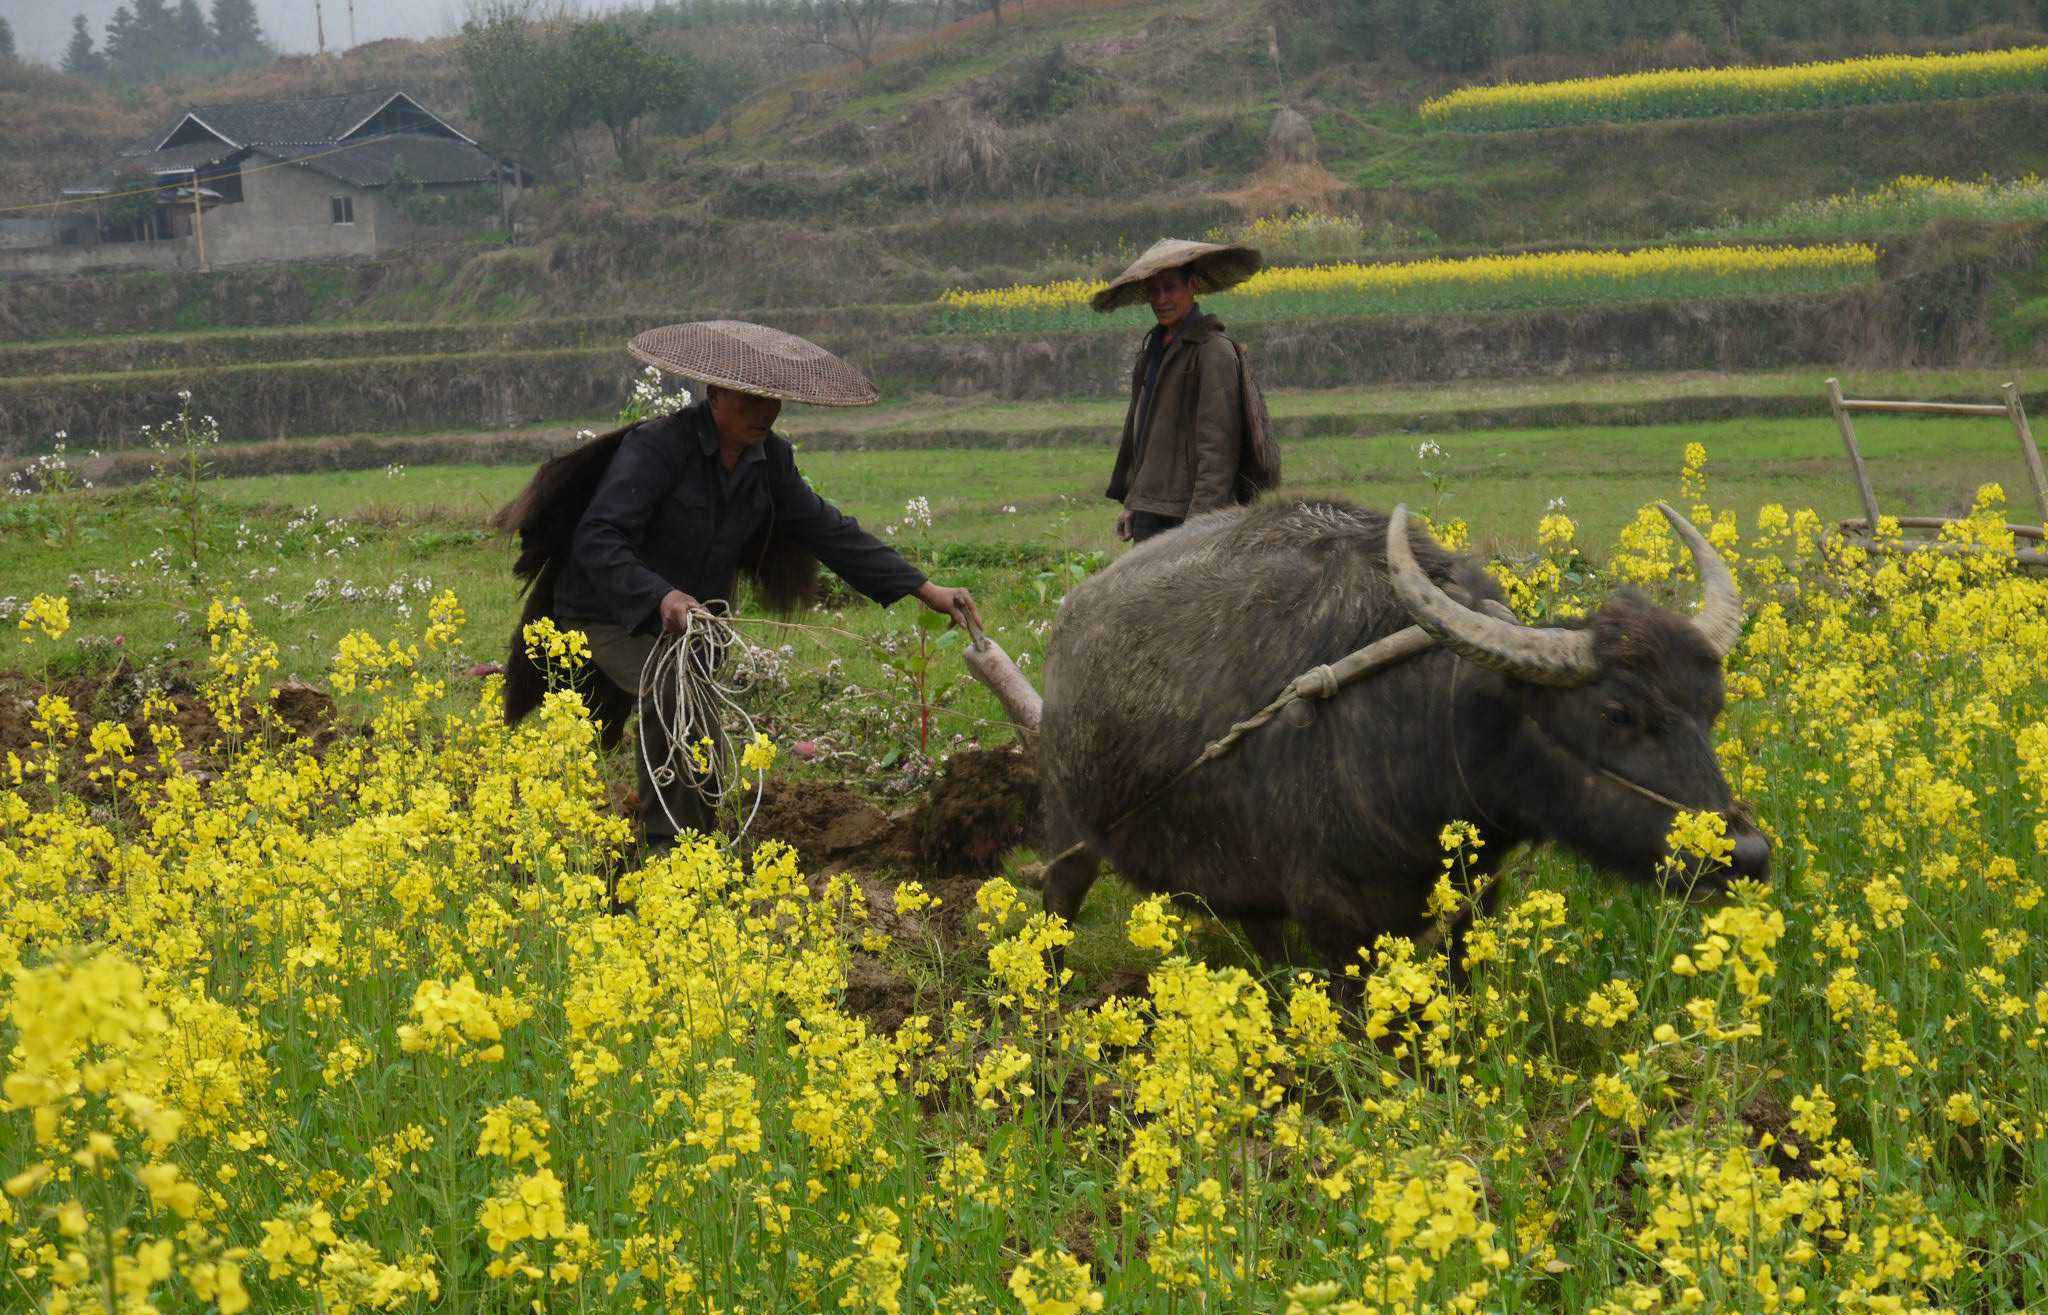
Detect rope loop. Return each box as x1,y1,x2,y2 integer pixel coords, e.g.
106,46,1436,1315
1294,664,1340,701
637,603,768,840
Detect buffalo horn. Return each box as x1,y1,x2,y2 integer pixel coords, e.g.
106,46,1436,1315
1654,503,1743,659
1385,504,1597,686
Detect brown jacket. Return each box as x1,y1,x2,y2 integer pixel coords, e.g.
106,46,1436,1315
1105,311,1245,520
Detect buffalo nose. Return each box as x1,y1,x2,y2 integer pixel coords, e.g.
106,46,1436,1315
1728,830,1771,879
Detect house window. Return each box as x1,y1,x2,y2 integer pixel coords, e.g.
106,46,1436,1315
330,196,354,225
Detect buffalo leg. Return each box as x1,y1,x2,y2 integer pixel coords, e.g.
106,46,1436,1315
1039,848,1101,928
1239,917,1292,971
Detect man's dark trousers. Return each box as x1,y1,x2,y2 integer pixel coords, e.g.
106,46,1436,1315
583,622,717,849
1128,511,1184,543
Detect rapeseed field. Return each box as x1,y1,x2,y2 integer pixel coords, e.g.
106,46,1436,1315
4,451,2048,1312
1420,45,2048,131
1696,174,2048,242
935,243,1876,334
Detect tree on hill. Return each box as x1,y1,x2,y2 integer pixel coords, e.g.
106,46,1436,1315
804,0,894,71
0,17,15,61
209,0,268,64
465,12,719,178
1403,0,1498,70
63,15,107,76
102,7,138,78
104,0,184,83
461,9,581,173
174,0,211,59
564,20,697,176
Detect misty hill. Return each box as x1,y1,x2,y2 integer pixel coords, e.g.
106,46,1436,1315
6,0,2048,329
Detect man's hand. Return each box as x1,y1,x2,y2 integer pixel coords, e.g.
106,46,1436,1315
658,589,705,633
1115,507,1134,542
915,581,982,636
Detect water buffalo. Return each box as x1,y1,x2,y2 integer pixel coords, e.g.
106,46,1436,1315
1029,497,1768,969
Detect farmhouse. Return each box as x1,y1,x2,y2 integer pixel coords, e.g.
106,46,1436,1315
0,89,528,277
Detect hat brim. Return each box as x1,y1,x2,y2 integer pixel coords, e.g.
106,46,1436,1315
628,321,880,408
1090,245,1263,313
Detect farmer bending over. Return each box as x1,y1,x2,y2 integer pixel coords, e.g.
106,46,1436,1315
496,320,979,854
1096,238,1276,543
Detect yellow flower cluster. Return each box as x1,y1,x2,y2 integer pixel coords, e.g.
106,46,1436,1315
939,242,1875,328
1421,44,2048,130
16,593,69,644
396,975,532,1065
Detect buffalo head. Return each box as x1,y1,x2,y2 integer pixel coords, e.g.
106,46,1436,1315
1386,503,1770,892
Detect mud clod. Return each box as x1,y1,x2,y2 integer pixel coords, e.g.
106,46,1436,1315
752,783,912,867
913,746,1039,875
748,747,1039,878
270,680,336,741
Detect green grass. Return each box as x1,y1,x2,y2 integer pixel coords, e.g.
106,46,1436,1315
789,368,2044,443
9,411,2041,769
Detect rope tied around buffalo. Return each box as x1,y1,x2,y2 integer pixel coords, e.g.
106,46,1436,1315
637,604,768,839
1023,622,1449,874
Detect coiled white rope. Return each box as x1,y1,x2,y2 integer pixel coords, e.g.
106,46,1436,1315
636,603,766,839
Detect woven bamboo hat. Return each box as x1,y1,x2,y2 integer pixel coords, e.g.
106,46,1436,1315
1090,238,1263,313
628,320,880,407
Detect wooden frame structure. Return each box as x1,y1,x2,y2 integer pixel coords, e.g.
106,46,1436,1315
1825,377,2048,572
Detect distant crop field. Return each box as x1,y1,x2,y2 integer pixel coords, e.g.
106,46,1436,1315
933,243,1877,334
1695,173,2048,241
1419,45,2048,132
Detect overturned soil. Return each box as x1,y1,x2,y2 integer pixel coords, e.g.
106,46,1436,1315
0,661,340,795
749,746,1039,879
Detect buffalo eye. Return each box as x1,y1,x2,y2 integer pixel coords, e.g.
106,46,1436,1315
1602,705,1634,729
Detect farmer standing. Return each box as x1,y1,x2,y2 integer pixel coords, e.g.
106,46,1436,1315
1097,238,1275,543
496,320,980,853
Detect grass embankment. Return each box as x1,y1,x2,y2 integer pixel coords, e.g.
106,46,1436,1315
0,349,630,457
0,316,651,376
19,282,2017,453
14,368,2041,487
6,423,2048,1310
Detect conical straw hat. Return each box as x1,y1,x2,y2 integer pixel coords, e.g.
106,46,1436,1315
628,320,880,407
1090,238,1263,313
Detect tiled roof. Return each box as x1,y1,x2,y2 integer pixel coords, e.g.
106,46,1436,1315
63,144,245,194
257,134,506,188
65,134,504,196
65,90,505,195
158,88,465,149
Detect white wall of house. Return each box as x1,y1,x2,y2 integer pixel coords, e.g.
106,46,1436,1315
0,162,495,277
203,161,384,265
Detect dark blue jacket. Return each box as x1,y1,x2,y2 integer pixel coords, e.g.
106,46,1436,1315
554,401,926,633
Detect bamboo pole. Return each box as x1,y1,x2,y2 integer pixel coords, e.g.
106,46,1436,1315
1839,537,2048,570
2004,382,2048,526
1837,398,2008,416
1827,378,1883,532
1838,517,2047,541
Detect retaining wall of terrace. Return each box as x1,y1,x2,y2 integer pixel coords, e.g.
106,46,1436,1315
5,223,2041,453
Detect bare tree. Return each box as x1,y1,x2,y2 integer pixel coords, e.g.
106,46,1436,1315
805,0,893,71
